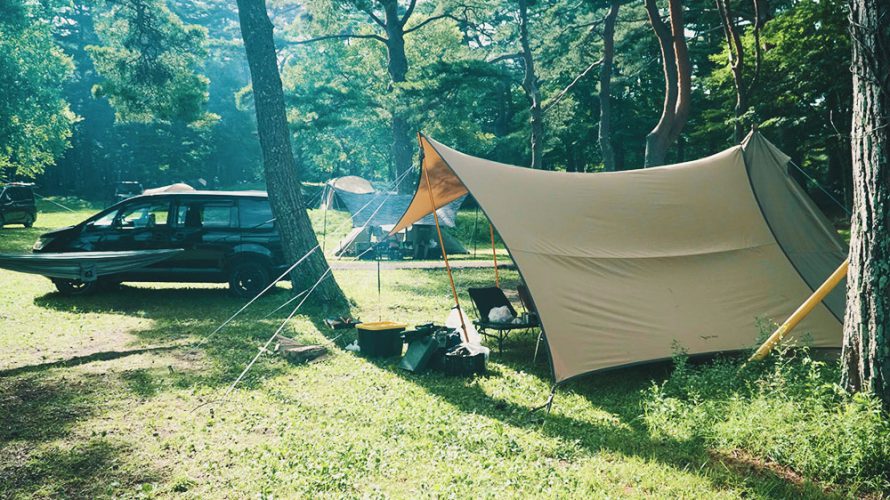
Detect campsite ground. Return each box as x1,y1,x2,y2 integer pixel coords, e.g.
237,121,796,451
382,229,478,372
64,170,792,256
0,200,884,498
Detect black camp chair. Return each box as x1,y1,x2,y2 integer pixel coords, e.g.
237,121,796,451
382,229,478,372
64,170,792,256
468,286,539,352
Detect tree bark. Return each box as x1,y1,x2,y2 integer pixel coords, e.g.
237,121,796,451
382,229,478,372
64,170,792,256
518,0,544,169
598,0,620,172
235,0,347,306
841,0,890,405
643,0,690,167
381,0,414,191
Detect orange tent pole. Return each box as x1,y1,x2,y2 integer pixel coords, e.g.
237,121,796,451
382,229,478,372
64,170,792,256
422,164,470,343
749,258,849,361
490,224,500,288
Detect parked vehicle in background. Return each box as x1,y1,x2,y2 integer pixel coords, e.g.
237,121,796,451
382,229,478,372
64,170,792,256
113,181,144,203
0,183,37,228
33,191,286,297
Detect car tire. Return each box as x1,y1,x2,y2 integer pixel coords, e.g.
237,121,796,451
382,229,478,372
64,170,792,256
24,219,33,228
52,278,101,296
228,260,271,298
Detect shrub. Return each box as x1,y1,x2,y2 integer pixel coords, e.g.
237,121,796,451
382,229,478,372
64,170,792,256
642,342,890,493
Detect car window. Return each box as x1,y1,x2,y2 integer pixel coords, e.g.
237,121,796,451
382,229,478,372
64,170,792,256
117,201,170,228
91,209,119,227
239,199,274,229
5,187,32,202
176,201,236,228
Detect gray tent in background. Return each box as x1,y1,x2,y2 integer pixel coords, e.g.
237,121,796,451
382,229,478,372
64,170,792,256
334,191,468,257
320,176,375,210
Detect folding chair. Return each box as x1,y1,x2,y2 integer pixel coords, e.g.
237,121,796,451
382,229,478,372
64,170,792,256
467,286,538,352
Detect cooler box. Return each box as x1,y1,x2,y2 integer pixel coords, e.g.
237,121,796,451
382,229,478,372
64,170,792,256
356,321,407,357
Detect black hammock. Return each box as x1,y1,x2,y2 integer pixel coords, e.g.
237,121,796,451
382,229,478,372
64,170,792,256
0,249,183,282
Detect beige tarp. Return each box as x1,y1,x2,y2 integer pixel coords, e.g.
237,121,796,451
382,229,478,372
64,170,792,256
143,183,195,195
392,132,846,383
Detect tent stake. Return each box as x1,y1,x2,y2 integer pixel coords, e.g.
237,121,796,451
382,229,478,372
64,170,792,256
421,160,470,343
749,258,848,361
530,384,558,414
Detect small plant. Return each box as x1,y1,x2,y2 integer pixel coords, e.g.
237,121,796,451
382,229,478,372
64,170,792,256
643,332,890,493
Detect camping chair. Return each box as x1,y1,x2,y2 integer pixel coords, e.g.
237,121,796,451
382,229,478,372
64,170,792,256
467,286,539,352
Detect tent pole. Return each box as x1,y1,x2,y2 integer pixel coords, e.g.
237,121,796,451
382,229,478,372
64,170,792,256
422,164,470,343
490,224,500,288
321,184,329,254
472,204,479,258
749,258,849,361
377,253,382,322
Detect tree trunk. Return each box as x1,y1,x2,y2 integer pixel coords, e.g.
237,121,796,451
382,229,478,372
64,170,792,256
716,0,746,142
666,0,690,146
235,0,347,306
841,0,890,405
381,0,414,191
598,0,620,172
518,0,544,169
644,0,691,167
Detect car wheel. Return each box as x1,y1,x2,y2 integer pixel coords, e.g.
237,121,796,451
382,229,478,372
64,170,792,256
228,260,271,298
52,278,100,296
24,219,33,228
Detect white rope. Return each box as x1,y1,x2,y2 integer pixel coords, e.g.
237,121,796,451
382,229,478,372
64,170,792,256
221,265,334,400
33,192,76,212
262,288,309,318
213,171,413,404
195,244,320,347
192,167,418,412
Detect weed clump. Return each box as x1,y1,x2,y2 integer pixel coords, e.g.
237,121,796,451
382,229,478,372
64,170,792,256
642,340,890,494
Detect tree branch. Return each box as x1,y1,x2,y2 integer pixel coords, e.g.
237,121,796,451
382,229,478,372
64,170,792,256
542,59,604,113
487,53,523,64
282,33,387,46
361,7,387,29
404,13,460,35
400,0,417,26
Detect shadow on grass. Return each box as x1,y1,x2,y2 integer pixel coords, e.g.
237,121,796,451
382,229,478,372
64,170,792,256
29,285,306,391
0,438,160,498
0,345,182,378
326,323,835,499
0,375,97,444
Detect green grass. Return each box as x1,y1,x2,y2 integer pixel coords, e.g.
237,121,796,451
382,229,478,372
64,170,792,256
0,199,886,498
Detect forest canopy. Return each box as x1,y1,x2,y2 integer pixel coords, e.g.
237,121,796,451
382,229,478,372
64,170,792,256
0,0,854,217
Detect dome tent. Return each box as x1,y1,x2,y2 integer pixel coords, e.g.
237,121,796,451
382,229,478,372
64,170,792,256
391,132,846,383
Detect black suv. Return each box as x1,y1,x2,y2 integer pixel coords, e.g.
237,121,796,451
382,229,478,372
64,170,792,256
33,191,286,297
113,181,144,203
0,183,37,228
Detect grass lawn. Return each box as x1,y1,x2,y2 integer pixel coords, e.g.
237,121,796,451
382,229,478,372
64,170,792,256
0,200,877,498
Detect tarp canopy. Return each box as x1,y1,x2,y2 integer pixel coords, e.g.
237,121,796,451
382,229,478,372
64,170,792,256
0,249,183,282
392,132,846,383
